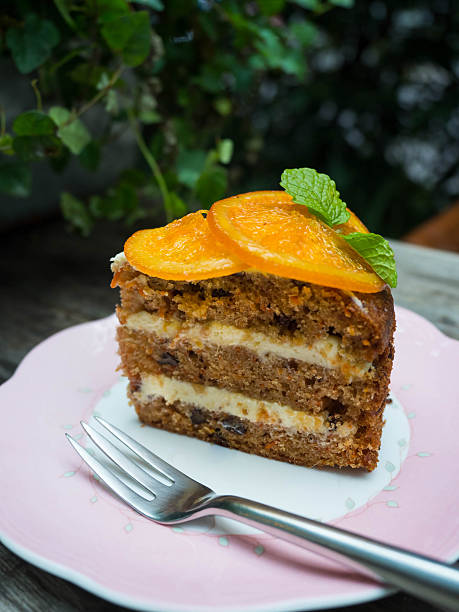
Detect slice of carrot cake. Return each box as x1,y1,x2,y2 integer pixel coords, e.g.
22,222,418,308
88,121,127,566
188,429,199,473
111,168,397,471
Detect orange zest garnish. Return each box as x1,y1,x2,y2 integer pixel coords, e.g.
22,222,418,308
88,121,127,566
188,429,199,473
124,211,247,281
207,191,384,293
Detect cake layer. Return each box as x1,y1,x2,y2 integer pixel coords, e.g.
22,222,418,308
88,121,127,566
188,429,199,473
136,372,336,434
113,261,395,362
123,310,371,380
130,390,383,471
113,258,394,471
117,324,391,418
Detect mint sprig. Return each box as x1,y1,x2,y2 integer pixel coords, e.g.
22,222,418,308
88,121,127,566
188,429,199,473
280,166,398,288
343,233,397,288
280,167,350,227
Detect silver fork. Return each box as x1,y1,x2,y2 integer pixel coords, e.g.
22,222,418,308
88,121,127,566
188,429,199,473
67,417,459,611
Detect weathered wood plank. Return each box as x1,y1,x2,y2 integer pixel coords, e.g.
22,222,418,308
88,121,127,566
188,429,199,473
390,240,459,340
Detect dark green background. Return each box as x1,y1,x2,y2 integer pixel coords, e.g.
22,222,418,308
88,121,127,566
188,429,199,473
1,0,458,237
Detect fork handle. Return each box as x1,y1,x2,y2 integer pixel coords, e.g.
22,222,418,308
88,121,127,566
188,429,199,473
205,495,459,610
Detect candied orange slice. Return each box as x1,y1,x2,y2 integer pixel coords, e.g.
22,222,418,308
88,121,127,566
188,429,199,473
336,209,369,235
124,211,247,281
207,191,384,293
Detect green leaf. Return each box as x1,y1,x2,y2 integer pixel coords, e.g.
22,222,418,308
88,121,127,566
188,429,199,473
90,182,138,221
176,149,207,189
49,147,70,173
61,193,93,235
280,167,350,226
59,120,91,154
96,0,130,24
49,106,91,154
49,106,70,126
198,14,218,42
13,135,62,161
225,11,260,43
105,90,119,114
138,92,160,124
258,0,285,16
54,0,77,29
193,67,223,94
254,29,283,66
70,63,105,86
278,49,307,78
96,72,110,90
13,111,55,136
0,160,32,197
119,168,148,188
217,139,234,165
6,14,60,74
254,29,307,78
169,192,187,218
61,192,94,236
289,21,318,46
132,0,164,9
88,195,104,218
330,0,354,7
214,98,232,116
342,233,397,288
79,141,101,171
195,165,227,207
0,135,15,155
109,183,139,220
138,109,161,124
101,11,151,67
290,0,321,8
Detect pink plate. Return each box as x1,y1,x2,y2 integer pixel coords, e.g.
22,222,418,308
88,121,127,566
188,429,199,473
1,306,458,611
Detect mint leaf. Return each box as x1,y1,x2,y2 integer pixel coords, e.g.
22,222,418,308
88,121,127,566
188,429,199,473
343,233,397,288
49,106,91,154
6,14,60,74
13,111,55,136
280,167,350,226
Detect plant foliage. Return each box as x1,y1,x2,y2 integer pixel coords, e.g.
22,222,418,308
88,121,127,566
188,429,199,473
243,1,459,236
1,1,456,237
1,0,345,230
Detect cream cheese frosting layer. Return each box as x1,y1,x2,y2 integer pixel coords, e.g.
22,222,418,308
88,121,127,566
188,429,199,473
135,373,336,434
124,310,371,380
110,251,127,273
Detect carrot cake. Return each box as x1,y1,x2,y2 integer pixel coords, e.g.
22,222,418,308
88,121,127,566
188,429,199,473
111,170,396,471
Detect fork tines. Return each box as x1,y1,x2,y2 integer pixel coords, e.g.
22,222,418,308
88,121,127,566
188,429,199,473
66,416,192,515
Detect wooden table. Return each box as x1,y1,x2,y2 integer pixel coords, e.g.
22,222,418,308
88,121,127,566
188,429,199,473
1,217,458,612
